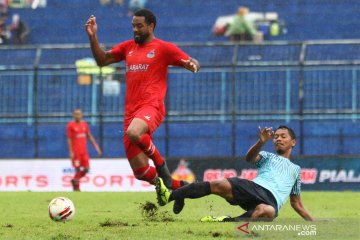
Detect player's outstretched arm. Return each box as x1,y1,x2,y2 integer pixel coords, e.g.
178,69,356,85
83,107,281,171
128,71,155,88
290,194,314,221
87,132,102,157
85,15,117,67
245,126,274,163
181,58,200,73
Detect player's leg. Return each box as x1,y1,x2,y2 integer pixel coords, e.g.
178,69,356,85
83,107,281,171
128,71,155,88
126,117,179,190
173,179,232,214
221,179,277,222
172,180,189,214
125,133,158,184
155,178,233,211
224,204,275,222
73,154,90,191
78,167,89,178
79,153,90,178
249,204,276,221
71,167,81,191
170,179,233,201
71,155,81,191
128,151,158,184
72,167,89,192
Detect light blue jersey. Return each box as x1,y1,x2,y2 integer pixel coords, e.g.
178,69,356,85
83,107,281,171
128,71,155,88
252,151,301,211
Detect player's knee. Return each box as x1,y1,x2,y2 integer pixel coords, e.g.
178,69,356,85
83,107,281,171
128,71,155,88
126,127,142,142
253,204,276,220
83,168,89,174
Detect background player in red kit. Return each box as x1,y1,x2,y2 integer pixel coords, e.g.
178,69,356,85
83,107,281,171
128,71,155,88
67,109,102,191
85,9,200,203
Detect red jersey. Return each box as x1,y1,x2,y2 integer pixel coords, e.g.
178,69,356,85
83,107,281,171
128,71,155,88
111,38,189,116
66,120,89,154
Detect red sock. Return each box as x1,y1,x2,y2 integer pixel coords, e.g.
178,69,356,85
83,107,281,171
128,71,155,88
74,171,82,181
133,164,158,184
79,170,87,178
135,134,164,166
172,179,181,190
73,171,81,190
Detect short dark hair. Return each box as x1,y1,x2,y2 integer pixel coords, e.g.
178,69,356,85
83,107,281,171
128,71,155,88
277,125,296,140
134,9,156,29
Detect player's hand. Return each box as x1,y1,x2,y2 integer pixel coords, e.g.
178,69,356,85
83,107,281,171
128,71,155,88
94,144,102,157
258,126,274,144
181,58,199,73
85,15,97,37
97,149,103,157
69,152,74,160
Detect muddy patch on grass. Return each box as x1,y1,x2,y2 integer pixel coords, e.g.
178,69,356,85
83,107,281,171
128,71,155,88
51,233,79,240
3,224,14,228
140,201,158,219
210,231,222,238
139,201,174,222
99,219,129,227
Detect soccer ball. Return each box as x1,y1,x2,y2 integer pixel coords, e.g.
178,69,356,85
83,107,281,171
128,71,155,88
48,197,75,222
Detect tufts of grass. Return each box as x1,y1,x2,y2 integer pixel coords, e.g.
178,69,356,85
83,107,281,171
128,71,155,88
139,201,174,222
50,233,80,240
0,192,358,240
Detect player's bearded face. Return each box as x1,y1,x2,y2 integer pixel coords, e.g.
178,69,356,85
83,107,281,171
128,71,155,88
132,16,152,44
134,30,149,44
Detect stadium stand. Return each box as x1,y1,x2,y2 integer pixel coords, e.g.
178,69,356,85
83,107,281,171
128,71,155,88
1,1,360,158
5,0,360,44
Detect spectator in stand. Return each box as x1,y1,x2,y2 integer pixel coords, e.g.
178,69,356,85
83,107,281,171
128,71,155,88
0,17,10,44
10,14,30,44
128,0,147,16
0,0,8,17
227,6,257,42
100,0,124,6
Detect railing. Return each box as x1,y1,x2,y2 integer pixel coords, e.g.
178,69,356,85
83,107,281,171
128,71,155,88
1,40,360,158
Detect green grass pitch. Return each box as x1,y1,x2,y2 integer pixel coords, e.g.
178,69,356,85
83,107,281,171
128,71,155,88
0,192,359,240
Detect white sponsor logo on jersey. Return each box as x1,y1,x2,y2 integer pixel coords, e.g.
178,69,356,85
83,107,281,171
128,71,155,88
126,64,150,72
76,133,87,138
144,116,151,121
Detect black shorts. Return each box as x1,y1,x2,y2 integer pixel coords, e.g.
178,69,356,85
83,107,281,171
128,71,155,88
226,178,278,217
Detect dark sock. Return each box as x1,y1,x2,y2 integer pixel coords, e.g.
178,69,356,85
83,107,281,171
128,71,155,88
169,182,211,201
156,162,172,189
180,180,189,187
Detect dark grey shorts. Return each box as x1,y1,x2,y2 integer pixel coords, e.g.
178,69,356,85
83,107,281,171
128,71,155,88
226,177,278,216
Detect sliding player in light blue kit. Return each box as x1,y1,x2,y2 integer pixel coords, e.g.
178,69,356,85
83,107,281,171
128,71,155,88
156,126,314,221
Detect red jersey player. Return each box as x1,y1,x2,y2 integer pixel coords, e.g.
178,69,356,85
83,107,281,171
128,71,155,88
67,109,102,191
85,9,200,208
